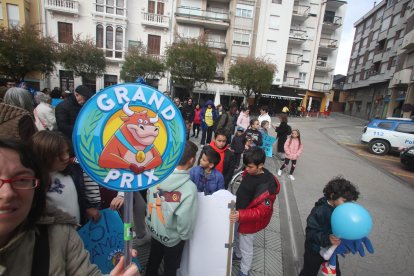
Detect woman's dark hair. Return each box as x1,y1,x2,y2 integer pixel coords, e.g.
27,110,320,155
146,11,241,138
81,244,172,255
30,131,73,174
260,106,268,113
0,139,47,226
249,119,259,127
279,113,288,123
323,176,360,201
204,148,221,167
178,141,198,166
243,147,266,166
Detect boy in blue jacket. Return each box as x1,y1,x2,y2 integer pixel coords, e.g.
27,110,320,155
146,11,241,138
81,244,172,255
190,147,225,195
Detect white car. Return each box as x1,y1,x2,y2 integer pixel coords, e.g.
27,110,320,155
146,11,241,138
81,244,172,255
361,118,414,155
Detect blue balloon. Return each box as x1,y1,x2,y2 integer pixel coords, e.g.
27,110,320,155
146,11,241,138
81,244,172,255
331,202,373,240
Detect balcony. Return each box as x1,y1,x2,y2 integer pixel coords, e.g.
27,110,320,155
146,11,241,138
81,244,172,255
312,81,331,92
319,38,338,50
401,28,414,53
315,60,334,72
289,29,307,44
141,12,170,29
206,41,227,53
326,0,347,9
389,68,413,88
283,77,300,87
285,53,303,66
213,70,225,82
323,15,342,31
175,6,230,30
45,0,79,15
292,5,310,21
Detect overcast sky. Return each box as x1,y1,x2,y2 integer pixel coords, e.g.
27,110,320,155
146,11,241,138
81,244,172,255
334,0,378,75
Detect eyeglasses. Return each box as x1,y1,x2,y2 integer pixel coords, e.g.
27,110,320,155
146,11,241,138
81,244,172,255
0,177,39,190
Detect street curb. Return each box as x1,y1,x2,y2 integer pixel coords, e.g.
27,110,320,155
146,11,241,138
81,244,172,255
319,126,414,190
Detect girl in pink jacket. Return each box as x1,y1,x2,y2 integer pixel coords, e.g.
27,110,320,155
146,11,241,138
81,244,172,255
277,129,303,180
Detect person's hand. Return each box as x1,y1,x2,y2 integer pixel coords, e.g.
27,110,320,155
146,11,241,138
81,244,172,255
229,211,239,223
85,208,101,223
110,196,125,210
109,250,140,276
329,234,341,246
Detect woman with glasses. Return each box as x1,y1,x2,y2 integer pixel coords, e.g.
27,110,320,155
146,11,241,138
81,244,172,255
0,139,139,275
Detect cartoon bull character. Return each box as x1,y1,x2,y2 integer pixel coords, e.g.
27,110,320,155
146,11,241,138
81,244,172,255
98,102,162,174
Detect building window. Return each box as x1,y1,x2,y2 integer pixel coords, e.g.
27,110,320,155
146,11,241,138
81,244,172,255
272,0,282,4
0,2,3,20
299,72,306,83
106,26,114,57
365,17,373,30
148,1,164,15
96,0,125,16
266,40,277,54
115,27,123,58
386,38,394,50
104,74,118,87
147,35,161,55
368,51,374,60
236,4,253,18
58,22,73,44
380,16,391,32
233,31,250,46
60,70,74,93
269,15,280,29
376,39,386,52
96,25,104,48
361,37,367,48
401,2,409,17
372,61,380,74
6,4,19,28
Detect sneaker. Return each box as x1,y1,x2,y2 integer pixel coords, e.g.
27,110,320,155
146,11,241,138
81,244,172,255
321,262,336,276
277,170,282,176
232,252,242,261
237,271,250,276
289,175,295,181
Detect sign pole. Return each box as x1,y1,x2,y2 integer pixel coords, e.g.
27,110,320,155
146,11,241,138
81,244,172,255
123,192,134,268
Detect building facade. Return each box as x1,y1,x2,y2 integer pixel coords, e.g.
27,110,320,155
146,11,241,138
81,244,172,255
43,0,173,93
39,0,345,110
344,0,414,119
0,0,43,88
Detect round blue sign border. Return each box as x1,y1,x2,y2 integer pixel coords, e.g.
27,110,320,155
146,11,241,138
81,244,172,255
72,83,186,192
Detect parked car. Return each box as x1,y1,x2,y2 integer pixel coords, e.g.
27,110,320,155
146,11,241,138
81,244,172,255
400,146,414,169
361,117,414,155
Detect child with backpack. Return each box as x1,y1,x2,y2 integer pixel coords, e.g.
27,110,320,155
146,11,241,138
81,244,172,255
230,147,280,276
190,147,225,195
277,129,303,181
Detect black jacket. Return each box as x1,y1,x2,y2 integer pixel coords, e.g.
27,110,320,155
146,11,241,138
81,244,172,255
199,145,236,189
182,103,195,122
244,129,263,147
304,197,335,253
230,135,245,154
275,122,291,153
55,94,83,139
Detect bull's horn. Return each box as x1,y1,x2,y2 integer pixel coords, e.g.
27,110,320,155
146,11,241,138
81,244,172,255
149,114,159,124
123,103,134,116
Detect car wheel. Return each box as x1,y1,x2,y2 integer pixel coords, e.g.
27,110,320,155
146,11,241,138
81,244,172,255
368,140,390,155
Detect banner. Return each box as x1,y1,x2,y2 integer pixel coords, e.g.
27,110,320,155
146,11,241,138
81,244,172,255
261,133,277,157
178,190,236,276
78,209,140,273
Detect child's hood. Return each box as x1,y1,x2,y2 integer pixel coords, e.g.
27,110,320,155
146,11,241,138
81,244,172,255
157,169,191,191
314,197,330,208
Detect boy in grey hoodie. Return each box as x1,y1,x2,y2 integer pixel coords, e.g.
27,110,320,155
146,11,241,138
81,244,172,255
145,141,199,276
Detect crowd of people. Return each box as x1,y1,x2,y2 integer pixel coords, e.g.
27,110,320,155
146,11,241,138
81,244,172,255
0,85,358,276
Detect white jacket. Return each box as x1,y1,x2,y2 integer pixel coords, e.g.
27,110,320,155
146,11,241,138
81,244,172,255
34,102,57,131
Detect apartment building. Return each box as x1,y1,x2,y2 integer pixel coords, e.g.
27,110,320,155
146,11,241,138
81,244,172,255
254,0,346,113
30,0,345,109
43,0,173,92
344,0,414,119
0,0,43,88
